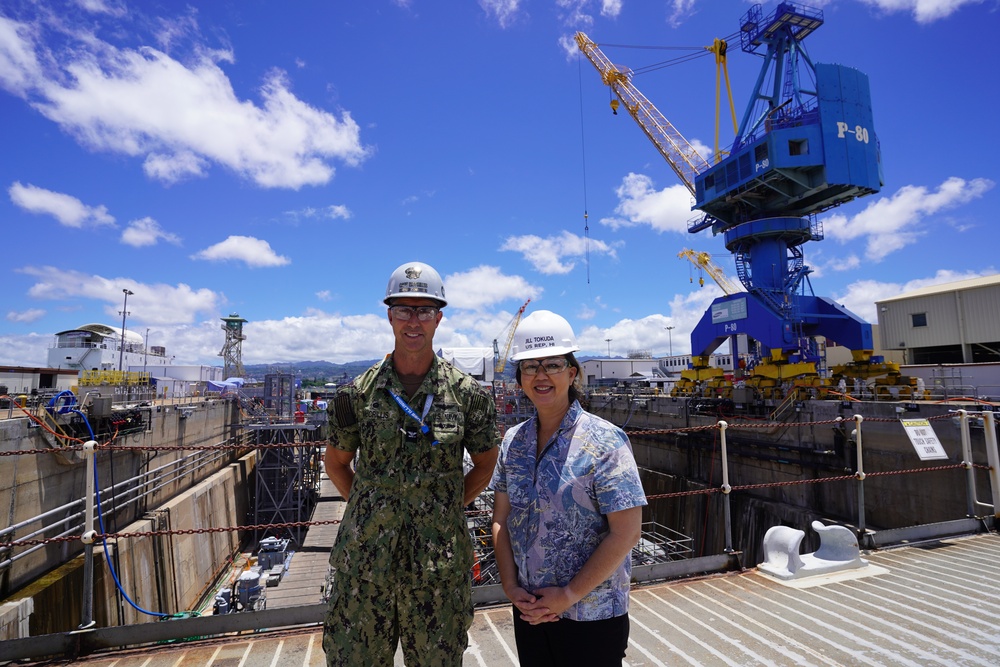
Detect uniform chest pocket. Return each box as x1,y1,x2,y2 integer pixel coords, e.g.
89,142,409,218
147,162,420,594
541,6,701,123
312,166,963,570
430,406,465,445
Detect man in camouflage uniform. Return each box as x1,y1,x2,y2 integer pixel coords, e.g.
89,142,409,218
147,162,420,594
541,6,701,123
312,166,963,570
323,262,500,667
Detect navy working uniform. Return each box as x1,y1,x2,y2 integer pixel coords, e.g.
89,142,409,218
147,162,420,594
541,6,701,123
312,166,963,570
323,354,500,666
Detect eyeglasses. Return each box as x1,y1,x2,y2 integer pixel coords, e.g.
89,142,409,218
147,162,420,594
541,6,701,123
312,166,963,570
519,357,570,376
390,305,439,322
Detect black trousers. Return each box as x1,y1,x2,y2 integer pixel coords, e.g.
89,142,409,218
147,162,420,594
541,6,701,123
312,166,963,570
511,607,630,667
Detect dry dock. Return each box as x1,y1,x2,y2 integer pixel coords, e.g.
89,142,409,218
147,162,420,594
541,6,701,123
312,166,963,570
9,532,999,666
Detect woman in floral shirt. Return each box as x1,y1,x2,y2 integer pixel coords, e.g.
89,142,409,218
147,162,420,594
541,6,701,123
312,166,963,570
491,310,647,666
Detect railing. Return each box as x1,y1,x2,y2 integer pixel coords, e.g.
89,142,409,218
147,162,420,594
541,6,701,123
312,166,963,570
1,403,998,660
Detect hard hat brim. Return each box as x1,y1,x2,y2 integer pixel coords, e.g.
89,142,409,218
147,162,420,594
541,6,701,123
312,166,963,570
384,295,447,307
510,345,580,362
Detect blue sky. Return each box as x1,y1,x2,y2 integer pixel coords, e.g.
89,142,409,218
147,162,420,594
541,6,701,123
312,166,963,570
1,0,996,367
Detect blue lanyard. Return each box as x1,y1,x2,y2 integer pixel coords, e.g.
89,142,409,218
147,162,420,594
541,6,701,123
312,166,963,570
388,390,439,446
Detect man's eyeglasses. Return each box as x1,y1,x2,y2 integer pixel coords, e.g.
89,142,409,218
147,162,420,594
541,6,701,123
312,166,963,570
390,305,440,322
519,357,570,376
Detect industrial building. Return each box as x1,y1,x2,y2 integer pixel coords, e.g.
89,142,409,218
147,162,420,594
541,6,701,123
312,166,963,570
876,274,1000,365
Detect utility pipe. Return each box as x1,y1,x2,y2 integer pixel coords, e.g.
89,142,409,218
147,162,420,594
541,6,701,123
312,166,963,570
79,440,97,630
854,414,869,548
718,420,734,553
982,410,1000,518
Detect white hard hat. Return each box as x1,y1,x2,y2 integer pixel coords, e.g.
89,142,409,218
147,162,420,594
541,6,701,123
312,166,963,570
510,310,580,361
384,262,447,307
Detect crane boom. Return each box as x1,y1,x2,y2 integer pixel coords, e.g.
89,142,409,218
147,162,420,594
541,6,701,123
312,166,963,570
678,249,742,296
493,299,531,374
575,32,711,195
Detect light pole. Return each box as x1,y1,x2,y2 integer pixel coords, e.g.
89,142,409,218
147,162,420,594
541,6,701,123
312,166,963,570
143,328,150,374
605,338,612,357
118,289,133,372
665,326,675,357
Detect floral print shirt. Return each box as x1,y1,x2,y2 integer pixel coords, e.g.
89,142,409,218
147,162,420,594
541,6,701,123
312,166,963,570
491,400,646,621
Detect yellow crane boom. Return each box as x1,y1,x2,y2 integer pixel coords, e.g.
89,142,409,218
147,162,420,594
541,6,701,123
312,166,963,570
493,299,531,374
575,31,711,194
678,248,742,295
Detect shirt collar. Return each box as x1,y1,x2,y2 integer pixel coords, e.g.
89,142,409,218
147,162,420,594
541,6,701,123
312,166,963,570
374,353,441,393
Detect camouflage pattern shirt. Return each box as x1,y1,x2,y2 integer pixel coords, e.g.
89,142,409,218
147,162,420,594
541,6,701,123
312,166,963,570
490,400,647,621
328,355,499,581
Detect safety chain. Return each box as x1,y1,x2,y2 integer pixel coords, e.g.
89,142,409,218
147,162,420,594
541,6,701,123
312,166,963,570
2,460,987,549
624,410,970,437
1,407,978,455
0,519,343,549
643,462,984,500
0,440,334,457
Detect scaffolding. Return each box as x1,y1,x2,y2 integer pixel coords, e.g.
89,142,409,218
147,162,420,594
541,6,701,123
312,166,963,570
248,422,323,547
263,373,296,419
247,371,323,546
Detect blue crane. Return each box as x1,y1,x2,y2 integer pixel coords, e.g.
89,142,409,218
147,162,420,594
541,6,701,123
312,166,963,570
578,2,883,384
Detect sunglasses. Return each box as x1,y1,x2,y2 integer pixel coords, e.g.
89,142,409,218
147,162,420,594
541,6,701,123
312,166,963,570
390,306,439,321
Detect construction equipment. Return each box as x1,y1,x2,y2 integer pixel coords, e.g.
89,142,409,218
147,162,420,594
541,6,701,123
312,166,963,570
493,299,531,374
575,32,710,194
678,249,741,296
578,2,885,396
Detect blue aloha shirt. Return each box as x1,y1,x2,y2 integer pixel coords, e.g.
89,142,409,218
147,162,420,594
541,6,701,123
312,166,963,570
490,399,647,621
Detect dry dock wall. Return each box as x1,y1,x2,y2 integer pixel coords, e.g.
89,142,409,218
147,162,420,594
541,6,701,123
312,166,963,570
0,399,239,596
6,451,255,637
597,395,997,562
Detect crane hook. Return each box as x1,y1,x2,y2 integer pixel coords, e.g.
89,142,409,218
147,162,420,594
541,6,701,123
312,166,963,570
610,99,619,115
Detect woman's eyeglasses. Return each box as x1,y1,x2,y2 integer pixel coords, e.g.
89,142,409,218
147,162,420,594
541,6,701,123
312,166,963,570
519,357,570,376
390,306,439,321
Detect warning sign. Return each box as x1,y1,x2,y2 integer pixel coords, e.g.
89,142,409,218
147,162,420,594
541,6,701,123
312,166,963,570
899,418,948,461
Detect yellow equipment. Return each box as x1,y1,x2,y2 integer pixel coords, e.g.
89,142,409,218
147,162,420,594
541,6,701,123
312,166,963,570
706,38,739,164
678,248,741,295
575,32,710,194
493,299,531,374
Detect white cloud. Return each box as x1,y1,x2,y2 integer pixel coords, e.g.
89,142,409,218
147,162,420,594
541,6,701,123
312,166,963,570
191,235,290,267
121,216,182,247
143,150,208,184
243,312,395,364
835,269,997,323
858,0,984,23
445,265,541,311
577,313,682,358
76,0,127,17
0,17,42,96
324,204,351,220
17,266,219,326
0,333,51,366
822,177,994,262
293,204,352,220
316,290,332,301
6,308,45,323
0,12,371,189
479,0,524,28
555,0,621,30
501,230,619,275
601,0,623,18
667,0,699,27
600,173,695,233
8,182,116,228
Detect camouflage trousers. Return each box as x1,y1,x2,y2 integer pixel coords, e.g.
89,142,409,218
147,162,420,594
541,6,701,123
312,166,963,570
322,567,473,666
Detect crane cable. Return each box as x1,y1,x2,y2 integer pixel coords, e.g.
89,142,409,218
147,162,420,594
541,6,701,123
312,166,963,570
602,30,743,77
577,55,591,285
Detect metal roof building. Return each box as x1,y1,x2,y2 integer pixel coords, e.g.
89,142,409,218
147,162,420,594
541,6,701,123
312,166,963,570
875,273,1000,364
